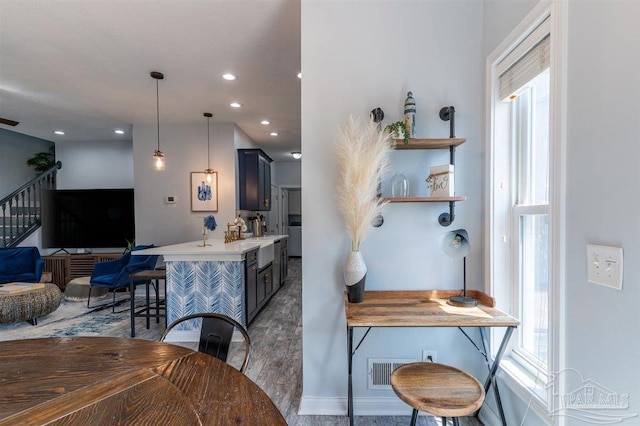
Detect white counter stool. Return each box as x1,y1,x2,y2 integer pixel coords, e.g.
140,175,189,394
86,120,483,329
390,362,485,426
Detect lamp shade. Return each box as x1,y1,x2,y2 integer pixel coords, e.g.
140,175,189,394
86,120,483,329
439,229,470,258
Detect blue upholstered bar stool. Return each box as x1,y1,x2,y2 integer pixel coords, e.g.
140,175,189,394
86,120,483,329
390,362,485,426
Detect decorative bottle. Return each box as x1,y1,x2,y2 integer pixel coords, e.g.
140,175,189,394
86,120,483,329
404,91,416,138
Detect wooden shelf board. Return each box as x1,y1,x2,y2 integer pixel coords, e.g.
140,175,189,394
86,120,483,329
383,196,467,203
394,138,466,150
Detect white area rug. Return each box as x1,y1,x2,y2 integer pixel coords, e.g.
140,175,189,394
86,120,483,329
0,296,147,341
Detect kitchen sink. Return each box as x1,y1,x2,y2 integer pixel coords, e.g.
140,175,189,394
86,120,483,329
256,241,274,268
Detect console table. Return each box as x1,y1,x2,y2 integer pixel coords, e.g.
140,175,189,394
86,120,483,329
345,290,519,426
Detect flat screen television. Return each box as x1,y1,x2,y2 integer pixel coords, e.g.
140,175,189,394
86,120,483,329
41,189,135,249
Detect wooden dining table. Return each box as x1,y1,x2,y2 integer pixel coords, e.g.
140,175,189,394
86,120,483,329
0,337,287,425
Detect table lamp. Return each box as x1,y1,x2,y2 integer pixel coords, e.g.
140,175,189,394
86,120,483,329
439,229,477,307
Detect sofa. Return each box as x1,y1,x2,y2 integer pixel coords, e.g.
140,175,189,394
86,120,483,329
0,247,45,284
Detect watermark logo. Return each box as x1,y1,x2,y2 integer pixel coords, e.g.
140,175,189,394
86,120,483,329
547,368,637,424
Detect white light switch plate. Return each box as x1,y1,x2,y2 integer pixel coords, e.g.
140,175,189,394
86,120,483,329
586,244,623,290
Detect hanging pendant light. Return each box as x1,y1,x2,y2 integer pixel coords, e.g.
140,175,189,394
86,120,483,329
203,112,214,183
151,71,165,170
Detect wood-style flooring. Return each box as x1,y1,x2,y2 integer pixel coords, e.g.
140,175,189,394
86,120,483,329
133,257,483,426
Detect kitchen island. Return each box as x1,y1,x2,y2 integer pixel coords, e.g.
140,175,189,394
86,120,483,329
134,235,287,341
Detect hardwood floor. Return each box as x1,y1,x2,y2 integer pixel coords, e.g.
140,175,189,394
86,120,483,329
133,257,483,425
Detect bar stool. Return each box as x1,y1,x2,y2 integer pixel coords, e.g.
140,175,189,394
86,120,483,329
129,269,167,337
390,362,485,426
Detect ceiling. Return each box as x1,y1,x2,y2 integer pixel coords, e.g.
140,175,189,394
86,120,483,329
0,0,301,162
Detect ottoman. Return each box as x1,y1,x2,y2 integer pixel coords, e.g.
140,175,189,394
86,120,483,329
0,283,62,325
64,277,108,302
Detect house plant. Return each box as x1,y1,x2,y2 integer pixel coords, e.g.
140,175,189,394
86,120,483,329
385,120,409,145
26,146,55,174
336,116,393,302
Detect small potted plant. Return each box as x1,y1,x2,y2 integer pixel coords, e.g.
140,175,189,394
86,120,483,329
385,121,409,145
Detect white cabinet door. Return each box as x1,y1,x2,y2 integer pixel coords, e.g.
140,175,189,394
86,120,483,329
288,190,301,215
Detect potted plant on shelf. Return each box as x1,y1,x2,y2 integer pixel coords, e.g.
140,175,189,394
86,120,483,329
336,116,393,303
385,121,409,145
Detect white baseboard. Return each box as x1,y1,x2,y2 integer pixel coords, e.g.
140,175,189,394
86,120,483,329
298,396,419,416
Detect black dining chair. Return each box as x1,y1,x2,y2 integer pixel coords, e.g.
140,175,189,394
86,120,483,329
160,313,252,373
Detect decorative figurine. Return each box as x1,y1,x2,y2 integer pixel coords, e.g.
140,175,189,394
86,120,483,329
404,92,416,138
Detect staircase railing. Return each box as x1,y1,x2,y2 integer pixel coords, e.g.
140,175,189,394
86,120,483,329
1,161,62,248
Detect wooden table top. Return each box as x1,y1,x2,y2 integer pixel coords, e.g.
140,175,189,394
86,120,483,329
0,337,286,426
345,290,519,328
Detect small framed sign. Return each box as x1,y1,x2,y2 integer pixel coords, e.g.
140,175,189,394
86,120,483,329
190,172,218,212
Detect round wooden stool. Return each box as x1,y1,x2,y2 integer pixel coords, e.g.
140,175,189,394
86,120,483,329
390,362,485,426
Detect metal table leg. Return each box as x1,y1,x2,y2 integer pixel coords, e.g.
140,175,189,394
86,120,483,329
130,277,136,337
477,326,515,426
348,326,353,426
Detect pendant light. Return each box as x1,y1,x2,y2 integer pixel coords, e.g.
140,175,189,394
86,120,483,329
203,112,214,183
151,71,165,170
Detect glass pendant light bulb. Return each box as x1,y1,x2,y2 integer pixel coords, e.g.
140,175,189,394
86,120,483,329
153,150,165,170
205,169,214,183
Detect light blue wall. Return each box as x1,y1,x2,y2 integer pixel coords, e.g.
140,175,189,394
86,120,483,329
564,1,640,424
0,128,54,198
301,0,486,415
483,1,640,425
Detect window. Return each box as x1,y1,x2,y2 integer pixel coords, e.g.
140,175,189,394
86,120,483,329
487,4,566,416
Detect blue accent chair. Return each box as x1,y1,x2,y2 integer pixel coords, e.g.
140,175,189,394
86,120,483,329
0,247,45,284
88,245,158,312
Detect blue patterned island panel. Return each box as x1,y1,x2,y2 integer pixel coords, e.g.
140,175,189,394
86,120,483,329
166,260,245,331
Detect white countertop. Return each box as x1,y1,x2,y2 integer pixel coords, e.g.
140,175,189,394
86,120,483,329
132,235,287,262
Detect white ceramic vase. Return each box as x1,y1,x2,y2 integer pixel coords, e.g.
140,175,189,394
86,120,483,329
343,251,367,303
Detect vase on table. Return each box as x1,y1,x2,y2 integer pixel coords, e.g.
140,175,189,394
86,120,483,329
198,224,210,247
343,251,367,303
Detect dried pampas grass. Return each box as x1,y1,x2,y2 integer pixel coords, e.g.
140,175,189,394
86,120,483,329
336,116,393,252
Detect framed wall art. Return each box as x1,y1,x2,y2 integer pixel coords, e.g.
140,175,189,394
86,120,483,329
190,172,218,212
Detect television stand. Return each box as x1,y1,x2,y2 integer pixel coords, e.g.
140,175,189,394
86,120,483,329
42,253,122,290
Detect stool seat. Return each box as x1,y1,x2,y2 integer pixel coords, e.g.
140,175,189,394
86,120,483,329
391,362,485,419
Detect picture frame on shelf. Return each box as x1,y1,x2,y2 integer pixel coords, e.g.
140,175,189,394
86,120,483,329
190,171,218,212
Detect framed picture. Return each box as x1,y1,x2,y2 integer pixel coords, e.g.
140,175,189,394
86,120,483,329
190,172,218,212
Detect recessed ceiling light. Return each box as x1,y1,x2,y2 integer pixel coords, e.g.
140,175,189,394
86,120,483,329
114,129,125,135
292,152,302,159
54,130,65,135
297,72,302,79
270,132,278,136
261,120,270,125
222,73,237,81
230,102,242,108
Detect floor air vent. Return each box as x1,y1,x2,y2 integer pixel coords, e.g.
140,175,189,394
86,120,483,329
368,358,416,389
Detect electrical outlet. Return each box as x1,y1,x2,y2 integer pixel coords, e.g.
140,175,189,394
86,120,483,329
586,244,623,290
422,350,437,363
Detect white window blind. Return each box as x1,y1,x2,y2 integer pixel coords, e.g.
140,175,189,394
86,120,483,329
498,34,550,101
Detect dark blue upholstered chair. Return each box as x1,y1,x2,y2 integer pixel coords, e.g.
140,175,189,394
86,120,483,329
88,245,158,312
0,247,44,284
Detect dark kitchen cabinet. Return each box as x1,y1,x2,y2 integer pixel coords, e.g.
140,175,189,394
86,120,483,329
245,249,259,324
238,149,273,211
245,247,275,325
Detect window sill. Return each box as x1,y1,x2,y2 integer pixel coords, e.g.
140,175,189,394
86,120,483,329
498,357,553,424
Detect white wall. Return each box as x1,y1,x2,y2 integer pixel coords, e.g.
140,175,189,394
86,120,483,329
483,1,640,425
132,122,237,246
564,1,640,424
0,129,54,198
273,161,301,187
301,0,485,415
55,139,133,189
